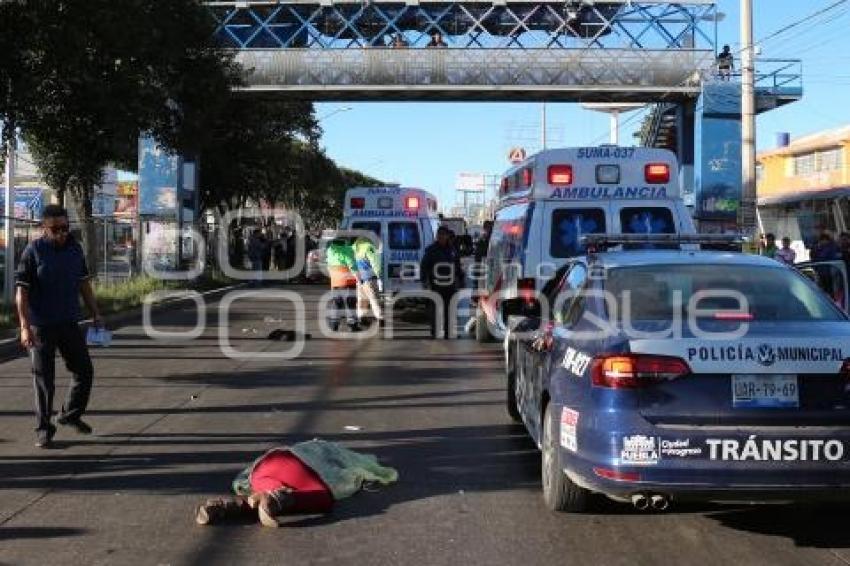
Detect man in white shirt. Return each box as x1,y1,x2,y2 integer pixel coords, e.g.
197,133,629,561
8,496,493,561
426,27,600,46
776,237,796,266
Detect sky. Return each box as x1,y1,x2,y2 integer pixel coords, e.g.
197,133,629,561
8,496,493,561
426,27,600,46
317,0,850,210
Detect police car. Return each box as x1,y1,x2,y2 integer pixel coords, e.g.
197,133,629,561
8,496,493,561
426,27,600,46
476,145,696,343
338,186,441,296
504,235,850,512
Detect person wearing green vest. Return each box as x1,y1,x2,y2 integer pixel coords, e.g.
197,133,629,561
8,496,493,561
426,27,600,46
353,236,384,327
326,238,359,331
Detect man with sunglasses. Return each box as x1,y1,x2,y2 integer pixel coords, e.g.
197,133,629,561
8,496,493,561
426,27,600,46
15,204,102,448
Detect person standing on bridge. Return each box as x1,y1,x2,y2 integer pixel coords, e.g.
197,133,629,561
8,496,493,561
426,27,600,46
421,226,464,339
15,205,102,448
426,31,447,48
717,45,734,81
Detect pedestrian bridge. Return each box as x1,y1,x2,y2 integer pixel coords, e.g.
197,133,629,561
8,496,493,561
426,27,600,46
207,0,719,101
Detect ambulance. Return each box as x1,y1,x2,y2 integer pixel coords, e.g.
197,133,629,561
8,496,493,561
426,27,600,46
338,186,441,295
475,145,698,341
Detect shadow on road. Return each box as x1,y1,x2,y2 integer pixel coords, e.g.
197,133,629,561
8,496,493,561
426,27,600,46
705,504,850,548
0,527,87,540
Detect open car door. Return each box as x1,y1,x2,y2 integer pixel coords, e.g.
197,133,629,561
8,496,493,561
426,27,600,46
798,260,849,313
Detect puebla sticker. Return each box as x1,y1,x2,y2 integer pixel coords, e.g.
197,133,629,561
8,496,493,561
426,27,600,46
620,435,659,466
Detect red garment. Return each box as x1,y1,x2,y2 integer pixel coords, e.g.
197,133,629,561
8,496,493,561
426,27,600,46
249,450,334,513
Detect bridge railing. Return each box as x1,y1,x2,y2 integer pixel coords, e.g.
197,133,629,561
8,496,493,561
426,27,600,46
638,58,804,148
235,47,715,99
701,59,803,94
207,0,718,51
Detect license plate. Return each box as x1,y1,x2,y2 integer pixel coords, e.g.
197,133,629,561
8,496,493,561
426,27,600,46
732,374,799,408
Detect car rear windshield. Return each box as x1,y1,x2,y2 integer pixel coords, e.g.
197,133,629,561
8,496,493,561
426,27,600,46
550,208,606,258
388,222,420,250
604,264,844,322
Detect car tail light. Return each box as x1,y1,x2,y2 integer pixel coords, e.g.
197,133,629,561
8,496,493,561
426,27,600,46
644,163,670,184
350,197,365,209
548,164,573,185
593,467,641,482
517,277,536,302
405,196,420,211
591,354,691,388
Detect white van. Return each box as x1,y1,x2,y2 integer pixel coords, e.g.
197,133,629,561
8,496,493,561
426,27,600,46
475,145,697,341
338,186,441,295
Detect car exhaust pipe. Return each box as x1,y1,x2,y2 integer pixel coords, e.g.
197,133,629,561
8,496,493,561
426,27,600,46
631,493,650,511
650,494,670,511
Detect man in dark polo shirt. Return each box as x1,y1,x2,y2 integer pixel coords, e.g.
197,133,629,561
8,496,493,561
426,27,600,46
15,205,102,448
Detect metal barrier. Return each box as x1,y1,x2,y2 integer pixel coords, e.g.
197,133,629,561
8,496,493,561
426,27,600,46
0,216,139,290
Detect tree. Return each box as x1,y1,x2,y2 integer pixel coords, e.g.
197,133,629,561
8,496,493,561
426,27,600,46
4,0,241,273
198,99,319,214
198,97,384,231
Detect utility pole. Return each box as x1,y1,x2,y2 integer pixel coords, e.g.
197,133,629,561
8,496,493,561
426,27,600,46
541,102,547,151
610,110,620,145
740,0,757,245
3,134,15,306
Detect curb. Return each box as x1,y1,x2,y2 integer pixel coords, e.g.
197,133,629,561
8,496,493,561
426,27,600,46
0,283,246,364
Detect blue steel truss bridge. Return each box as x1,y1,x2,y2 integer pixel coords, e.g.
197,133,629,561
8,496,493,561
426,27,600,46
208,0,721,102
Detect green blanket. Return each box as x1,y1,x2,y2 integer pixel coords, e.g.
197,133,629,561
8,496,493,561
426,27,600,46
233,439,398,501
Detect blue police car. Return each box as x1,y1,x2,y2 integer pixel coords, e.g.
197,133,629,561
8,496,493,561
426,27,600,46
504,235,850,512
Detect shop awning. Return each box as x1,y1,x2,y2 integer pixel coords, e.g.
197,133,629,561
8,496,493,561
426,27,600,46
758,186,850,206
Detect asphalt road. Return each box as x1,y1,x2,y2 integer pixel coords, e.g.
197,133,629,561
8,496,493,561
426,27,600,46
2,285,850,565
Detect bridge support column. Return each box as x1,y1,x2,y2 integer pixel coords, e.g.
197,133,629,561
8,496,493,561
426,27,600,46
676,100,696,208
693,83,743,233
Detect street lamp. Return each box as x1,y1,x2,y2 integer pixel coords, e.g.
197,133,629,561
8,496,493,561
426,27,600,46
317,106,353,123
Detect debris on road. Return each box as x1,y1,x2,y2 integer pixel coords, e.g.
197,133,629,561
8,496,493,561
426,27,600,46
267,329,312,341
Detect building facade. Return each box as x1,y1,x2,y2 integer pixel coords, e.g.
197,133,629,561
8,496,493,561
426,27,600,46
757,125,850,261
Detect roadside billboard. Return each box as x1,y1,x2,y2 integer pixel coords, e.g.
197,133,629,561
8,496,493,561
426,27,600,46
115,181,139,219
0,187,45,220
138,137,180,218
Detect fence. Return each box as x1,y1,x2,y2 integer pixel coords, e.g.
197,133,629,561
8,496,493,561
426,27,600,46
0,216,139,303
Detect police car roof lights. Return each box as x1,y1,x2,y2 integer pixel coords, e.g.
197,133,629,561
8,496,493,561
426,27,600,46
579,233,746,250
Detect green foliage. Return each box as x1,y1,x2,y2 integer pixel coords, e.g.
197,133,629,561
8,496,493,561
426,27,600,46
0,1,383,246
2,0,241,274
199,98,385,229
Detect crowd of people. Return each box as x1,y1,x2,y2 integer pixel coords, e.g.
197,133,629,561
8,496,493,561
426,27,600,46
384,31,448,49
231,224,318,284
759,230,850,266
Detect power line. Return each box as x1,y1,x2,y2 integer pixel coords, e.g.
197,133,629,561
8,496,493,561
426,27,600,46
756,0,850,47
